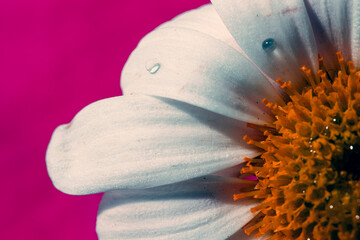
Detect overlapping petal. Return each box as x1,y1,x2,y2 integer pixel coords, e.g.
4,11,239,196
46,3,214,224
211,0,318,90
304,0,360,69
96,175,258,240
121,4,283,124
46,95,262,195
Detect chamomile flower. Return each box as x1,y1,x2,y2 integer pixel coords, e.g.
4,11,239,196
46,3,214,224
47,1,360,239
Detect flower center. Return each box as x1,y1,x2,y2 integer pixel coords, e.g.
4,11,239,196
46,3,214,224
235,52,360,239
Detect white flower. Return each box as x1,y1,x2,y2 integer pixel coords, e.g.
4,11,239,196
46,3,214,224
46,1,360,239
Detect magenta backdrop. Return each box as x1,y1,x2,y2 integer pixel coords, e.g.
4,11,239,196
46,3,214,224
1,0,210,239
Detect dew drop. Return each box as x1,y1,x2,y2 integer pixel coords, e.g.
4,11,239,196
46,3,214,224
262,38,277,53
350,145,354,150
356,215,360,220
329,205,334,209
332,114,342,125
323,126,330,136
145,62,161,74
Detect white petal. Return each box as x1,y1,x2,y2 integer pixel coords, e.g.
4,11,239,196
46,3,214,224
211,0,318,90
159,4,241,51
96,176,258,240
351,1,360,67
121,4,283,124
46,95,261,195
304,0,360,68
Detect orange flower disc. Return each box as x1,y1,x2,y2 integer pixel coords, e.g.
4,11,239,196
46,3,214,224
236,52,360,240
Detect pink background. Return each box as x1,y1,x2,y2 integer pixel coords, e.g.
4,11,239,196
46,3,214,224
1,0,210,239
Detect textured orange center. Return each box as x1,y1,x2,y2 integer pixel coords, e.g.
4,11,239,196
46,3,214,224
235,52,360,240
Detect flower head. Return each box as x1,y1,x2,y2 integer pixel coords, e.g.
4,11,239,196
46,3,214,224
47,1,360,239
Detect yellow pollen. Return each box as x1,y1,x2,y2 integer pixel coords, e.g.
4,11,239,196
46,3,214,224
236,52,360,240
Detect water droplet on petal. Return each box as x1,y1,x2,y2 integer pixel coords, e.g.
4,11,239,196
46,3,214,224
145,62,161,74
262,38,277,53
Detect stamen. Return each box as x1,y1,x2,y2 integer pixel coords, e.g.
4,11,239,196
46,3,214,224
276,79,301,98
348,61,357,98
243,135,267,150
233,190,260,200
301,66,317,89
247,123,277,134
337,52,346,76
